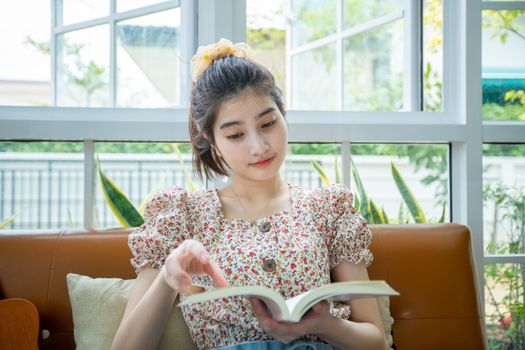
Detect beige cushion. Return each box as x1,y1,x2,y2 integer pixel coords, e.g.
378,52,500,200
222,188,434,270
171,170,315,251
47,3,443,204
67,273,394,349
378,296,394,348
66,273,195,350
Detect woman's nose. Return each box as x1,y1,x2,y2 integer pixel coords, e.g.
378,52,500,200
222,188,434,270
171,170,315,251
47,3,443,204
248,133,269,156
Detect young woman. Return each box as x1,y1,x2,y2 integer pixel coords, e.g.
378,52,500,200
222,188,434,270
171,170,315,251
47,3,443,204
111,39,388,350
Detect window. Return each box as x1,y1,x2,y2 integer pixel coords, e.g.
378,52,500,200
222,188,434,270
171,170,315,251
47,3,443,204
54,0,183,108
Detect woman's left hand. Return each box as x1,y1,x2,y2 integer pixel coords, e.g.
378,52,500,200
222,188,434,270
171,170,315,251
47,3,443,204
249,297,333,344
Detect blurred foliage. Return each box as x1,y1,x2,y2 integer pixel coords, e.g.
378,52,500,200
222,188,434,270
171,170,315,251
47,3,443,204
484,183,525,349
26,36,108,107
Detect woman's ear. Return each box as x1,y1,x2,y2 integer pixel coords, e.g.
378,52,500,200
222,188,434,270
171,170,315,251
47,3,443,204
211,144,223,159
204,133,222,159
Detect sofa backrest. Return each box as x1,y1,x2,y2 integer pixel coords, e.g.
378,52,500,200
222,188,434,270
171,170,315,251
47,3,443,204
0,224,486,350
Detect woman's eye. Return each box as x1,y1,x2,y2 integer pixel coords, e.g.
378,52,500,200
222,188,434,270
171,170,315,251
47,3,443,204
262,120,276,128
226,133,243,140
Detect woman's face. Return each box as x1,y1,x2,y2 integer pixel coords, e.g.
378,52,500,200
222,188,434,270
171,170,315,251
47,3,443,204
212,90,288,182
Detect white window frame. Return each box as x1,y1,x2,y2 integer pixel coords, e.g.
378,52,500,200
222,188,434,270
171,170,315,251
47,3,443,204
51,0,193,107
1,2,525,341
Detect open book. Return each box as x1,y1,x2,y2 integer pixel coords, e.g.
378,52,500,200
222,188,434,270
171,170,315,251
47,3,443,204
178,280,399,323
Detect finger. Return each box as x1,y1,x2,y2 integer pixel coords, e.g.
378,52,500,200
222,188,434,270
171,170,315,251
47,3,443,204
250,298,273,322
313,300,329,313
203,260,228,288
185,240,210,263
179,284,205,296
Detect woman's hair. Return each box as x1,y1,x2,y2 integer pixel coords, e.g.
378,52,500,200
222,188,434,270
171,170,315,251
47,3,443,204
189,42,285,181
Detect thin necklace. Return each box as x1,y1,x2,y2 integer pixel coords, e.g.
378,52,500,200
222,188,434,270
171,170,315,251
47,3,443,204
230,180,285,223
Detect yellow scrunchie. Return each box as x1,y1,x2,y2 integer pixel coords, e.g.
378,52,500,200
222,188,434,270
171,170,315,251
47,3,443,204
191,38,252,83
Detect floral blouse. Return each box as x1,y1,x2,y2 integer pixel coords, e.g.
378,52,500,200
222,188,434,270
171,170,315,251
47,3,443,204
128,183,373,350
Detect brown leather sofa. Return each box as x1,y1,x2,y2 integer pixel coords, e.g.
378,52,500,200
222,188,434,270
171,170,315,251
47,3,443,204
0,224,486,350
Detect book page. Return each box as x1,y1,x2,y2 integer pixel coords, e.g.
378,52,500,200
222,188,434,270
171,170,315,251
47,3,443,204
178,285,290,321
287,281,399,322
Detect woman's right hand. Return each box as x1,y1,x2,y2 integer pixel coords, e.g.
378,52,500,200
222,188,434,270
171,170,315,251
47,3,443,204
162,239,228,295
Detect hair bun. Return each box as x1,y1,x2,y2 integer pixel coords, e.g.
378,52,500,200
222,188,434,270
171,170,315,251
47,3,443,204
191,38,252,83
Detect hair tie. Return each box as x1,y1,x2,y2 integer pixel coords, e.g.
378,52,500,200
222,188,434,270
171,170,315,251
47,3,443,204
191,38,252,83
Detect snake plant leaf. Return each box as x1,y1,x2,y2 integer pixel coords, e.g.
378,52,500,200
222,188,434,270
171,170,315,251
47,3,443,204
397,203,406,224
312,160,331,185
369,199,384,224
390,161,427,223
381,207,390,224
439,203,446,223
350,156,370,221
334,157,341,184
0,213,16,229
97,157,144,227
171,144,196,193
354,194,361,212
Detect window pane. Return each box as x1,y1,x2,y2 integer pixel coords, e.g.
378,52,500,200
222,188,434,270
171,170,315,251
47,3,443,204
343,20,403,111
63,0,108,26
57,25,110,107
291,0,336,47
285,144,341,189
483,144,525,253
0,1,50,106
291,43,337,110
484,263,525,348
350,144,449,224
117,9,181,107
0,142,84,230
423,0,443,112
94,142,200,228
246,0,287,98
117,0,166,13
343,0,401,29
482,10,525,121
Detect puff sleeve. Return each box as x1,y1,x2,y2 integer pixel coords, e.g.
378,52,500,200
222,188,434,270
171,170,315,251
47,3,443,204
128,187,191,273
321,184,373,270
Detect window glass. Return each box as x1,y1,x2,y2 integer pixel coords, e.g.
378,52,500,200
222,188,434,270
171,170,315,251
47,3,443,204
290,0,336,47
94,142,199,228
246,0,287,98
286,143,449,224
350,144,449,224
343,20,404,111
423,0,443,111
0,142,84,230
482,10,525,121
343,0,401,29
483,144,525,253
285,143,341,189
117,8,181,107
63,0,108,26
57,25,110,107
291,43,337,110
117,0,167,13
0,1,50,106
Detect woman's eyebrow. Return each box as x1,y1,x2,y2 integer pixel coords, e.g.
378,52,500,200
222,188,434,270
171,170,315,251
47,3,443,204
219,107,275,130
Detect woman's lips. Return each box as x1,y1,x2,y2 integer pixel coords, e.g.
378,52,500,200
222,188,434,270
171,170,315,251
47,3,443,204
251,156,275,168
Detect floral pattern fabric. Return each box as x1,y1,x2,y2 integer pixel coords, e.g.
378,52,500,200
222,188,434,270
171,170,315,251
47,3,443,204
129,183,373,350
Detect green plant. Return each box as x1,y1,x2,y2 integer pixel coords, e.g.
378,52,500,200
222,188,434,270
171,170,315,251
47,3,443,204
96,145,197,227
311,157,443,224
0,213,16,229
97,156,144,227
484,183,525,349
